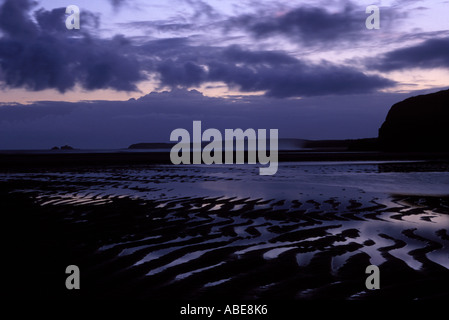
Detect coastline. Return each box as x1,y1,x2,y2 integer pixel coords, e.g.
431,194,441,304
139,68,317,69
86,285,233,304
1,150,449,170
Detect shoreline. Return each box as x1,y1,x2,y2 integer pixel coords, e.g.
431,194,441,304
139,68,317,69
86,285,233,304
1,150,449,170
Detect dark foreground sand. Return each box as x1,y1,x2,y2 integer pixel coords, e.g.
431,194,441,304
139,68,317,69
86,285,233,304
1,166,448,300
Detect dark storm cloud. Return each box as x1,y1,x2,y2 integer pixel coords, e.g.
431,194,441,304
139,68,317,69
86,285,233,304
0,0,395,97
0,0,145,92
223,45,298,65
34,7,69,33
371,37,449,71
226,2,404,46
150,44,395,97
140,37,191,53
157,60,207,87
207,60,394,98
0,0,37,38
227,3,364,44
34,7,100,33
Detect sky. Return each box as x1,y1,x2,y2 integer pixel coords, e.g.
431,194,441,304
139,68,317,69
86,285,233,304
0,0,448,149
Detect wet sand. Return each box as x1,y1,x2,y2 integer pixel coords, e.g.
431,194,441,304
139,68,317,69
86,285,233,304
1,161,448,300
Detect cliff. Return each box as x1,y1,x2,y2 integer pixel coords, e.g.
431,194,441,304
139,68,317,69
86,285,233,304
379,89,449,151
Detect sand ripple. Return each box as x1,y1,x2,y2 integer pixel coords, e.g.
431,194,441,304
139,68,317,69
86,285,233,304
27,191,449,299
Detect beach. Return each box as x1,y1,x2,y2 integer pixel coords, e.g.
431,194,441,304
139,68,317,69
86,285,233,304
1,155,448,300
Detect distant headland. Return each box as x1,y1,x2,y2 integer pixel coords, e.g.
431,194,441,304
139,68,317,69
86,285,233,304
127,88,449,153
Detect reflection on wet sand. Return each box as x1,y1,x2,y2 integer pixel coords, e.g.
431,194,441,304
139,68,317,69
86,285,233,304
1,160,448,299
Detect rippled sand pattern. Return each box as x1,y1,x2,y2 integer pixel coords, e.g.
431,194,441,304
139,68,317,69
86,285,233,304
1,162,448,299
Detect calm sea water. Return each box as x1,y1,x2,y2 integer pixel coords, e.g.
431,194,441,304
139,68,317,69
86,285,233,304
2,160,448,200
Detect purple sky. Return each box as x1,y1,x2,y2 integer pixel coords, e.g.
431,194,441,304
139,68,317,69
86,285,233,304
0,0,448,149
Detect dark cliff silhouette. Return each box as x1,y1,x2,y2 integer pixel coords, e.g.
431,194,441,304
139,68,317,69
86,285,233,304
379,89,449,151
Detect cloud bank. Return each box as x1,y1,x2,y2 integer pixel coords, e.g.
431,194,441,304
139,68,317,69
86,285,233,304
0,0,396,98
0,0,145,92
371,37,449,71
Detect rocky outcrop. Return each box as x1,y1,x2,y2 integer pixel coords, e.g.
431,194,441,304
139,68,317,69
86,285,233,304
379,89,449,151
